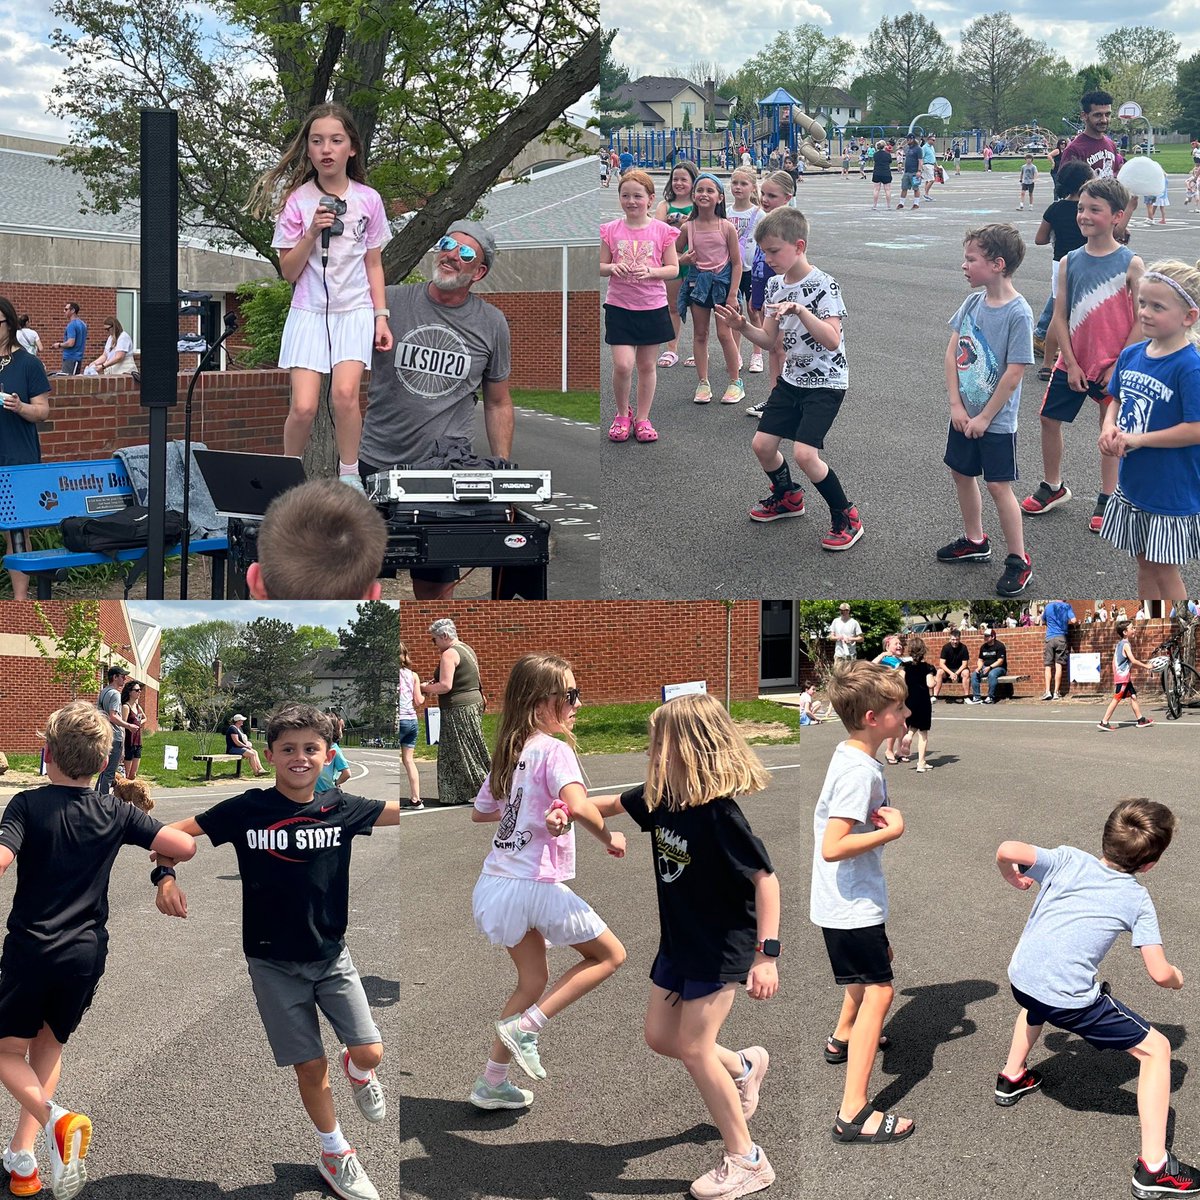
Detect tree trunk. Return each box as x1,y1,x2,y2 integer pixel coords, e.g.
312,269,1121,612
302,375,338,479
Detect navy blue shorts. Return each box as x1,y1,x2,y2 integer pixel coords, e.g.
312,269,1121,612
650,950,734,1002
1039,367,1111,423
750,270,768,312
944,425,1019,483
1012,983,1152,1051
822,924,893,986
1115,680,1137,699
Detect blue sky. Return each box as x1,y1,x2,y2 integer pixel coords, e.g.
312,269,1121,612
126,601,391,632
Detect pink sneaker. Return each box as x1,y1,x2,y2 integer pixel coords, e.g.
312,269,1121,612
735,1047,769,1119
690,1147,774,1199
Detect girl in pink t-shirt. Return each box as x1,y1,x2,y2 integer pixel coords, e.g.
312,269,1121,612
249,103,392,486
468,653,627,1111
600,170,679,443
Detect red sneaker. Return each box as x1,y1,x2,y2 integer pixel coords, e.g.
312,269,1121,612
821,505,864,551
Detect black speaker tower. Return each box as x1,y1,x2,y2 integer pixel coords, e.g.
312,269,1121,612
139,109,180,599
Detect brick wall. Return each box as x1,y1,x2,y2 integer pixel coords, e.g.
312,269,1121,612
401,601,762,708
0,600,159,752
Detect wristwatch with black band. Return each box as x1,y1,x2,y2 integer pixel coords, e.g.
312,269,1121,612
150,865,176,886
755,939,781,958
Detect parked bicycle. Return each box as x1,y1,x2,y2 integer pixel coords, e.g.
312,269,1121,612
1149,620,1200,719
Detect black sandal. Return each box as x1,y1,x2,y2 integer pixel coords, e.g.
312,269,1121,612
824,1033,890,1064
832,1104,914,1144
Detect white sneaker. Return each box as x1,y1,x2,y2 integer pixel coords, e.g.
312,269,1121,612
43,1106,90,1200
469,1077,534,1110
748,351,764,373
3,1145,40,1197
318,1149,379,1200
341,1048,386,1123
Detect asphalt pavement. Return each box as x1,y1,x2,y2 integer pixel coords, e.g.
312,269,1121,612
600,169,1200,601
0,749,401,1200
401,699,1200,1200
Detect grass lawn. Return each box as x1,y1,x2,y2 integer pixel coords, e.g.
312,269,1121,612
950,143,1195,174
511,389,599,424
411,698,799,761
3,730,274,789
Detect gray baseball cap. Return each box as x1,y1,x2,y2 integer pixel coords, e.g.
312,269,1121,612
446,220,496,270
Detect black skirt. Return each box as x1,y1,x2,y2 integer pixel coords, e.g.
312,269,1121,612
604,303,676,346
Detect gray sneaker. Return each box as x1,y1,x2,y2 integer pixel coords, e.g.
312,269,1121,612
341,1048,386,1123
495,1015,546,1079
469,1076,534,1110
318,1149,379,1200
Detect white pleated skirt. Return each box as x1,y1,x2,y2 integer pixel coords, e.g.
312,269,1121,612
279,305,374,372
472,874,608,949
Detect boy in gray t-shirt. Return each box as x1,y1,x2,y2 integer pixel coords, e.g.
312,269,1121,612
811,662,913,1145
995,799,1199,1198
937,224,1034,599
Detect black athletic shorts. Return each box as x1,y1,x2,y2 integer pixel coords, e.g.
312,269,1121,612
821,924,893,985
0,950,105,1044
756,380,845,448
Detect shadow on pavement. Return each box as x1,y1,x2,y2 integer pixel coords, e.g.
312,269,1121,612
874,978,999,1111
401,1095,715,1199
85,1163,326,1198
362,974,400,1007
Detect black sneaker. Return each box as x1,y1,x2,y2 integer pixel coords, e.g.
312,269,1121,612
994,1067,1042,1106
1132,1152,1200,1197
1098,722,1116,732
1137,717,1154,728
1090,495,1108,534
996,552,1033,597
746,400,767,418
937,535,991,562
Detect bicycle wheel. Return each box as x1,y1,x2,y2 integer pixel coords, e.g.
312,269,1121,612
1165,662,1182,720
1178,663,1200,708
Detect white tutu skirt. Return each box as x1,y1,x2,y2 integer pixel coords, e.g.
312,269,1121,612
472,874,607,948
278,306,374,372
1100,488,1200,565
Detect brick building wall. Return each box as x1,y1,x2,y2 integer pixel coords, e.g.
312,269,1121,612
0,601,159,752
401,601,762,708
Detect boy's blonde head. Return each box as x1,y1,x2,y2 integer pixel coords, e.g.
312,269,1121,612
43,700,112,779
1102,798,1174,873
645,692,770,811
826,660,908,731
756,206,808,246
1079,176,1131,215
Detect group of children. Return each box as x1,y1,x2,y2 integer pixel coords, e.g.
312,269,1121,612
0,699,398,1200
603,160,1200,599
466,650,1200,1197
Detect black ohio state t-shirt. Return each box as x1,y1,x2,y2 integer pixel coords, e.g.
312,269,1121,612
0,784,161,966
620,785,773,980
196,786,384,962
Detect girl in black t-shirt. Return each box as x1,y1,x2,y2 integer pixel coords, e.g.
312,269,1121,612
551,693,780,1198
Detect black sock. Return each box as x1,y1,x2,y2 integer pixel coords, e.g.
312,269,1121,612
767,461,795,494
814,469,850,515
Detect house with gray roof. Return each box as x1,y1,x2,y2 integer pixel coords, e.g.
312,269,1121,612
610,77,733,130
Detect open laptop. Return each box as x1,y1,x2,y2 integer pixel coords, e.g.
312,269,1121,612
193,450,307,520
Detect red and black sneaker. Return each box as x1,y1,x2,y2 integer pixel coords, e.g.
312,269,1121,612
821,505,863,551
1090,495,1108,534
996,552,1033,597
1132,1152,1200,1197
936,535,991,563
994,1066,1042,1106
1021,480,1072,515
749,487,805,523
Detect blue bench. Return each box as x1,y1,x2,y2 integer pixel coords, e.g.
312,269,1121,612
0,458,228,598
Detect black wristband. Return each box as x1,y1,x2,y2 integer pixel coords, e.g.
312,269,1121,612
150,865,176,886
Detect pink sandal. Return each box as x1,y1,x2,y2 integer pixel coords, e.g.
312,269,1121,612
634,419,659,442
657,350,679,368
608,413,632,442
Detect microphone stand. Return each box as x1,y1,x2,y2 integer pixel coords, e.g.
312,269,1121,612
179,311,239,598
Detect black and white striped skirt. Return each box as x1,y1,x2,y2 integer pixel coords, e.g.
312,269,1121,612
1099,488,1200,565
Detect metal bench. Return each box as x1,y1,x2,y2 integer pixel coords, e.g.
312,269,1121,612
192,754,245,781
0,458,228,598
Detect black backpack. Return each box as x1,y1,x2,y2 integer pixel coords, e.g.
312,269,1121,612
61,505,186,555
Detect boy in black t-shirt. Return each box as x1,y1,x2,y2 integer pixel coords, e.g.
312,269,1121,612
0,700,196,1200
153,704,399,1200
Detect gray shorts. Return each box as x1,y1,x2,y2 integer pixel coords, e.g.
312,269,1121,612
246,947,381,1066
1044,635,1069,667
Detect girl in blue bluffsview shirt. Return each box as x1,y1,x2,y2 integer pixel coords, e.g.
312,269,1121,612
1099,258,1200,602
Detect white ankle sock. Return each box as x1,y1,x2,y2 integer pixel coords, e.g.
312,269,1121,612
518,1003,548,1033
1144,1156,1168,1173
338,461,359,476
344,1054,373,1083
483,1059,509,1087
319,1125,351,1155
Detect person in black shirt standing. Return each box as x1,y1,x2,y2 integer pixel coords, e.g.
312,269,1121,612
968,626,1009,703
550,692,780,1200
0,701,196,1199
153,704,398,1200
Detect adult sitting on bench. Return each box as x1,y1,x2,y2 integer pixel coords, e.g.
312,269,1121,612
0,294,52,601
225,714,266,776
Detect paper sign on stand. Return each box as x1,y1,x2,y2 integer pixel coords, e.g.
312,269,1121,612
163,745,179,771
1069,652,1101,684
426,707,441,746
662,680,707,703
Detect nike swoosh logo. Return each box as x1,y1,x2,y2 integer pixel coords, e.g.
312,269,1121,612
320,804,336,813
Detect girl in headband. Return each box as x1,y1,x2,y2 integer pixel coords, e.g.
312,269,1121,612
675,173,744,404
1098,258,1200,601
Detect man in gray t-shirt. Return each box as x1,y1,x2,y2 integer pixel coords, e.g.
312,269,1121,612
359,221,515,599
96,664,131,797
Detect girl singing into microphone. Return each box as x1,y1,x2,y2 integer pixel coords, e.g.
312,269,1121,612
248,103,392,487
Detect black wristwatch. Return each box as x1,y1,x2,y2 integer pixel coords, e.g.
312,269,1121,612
150,865,176,886
756,939,781,958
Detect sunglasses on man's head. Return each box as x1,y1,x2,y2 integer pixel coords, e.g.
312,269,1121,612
436,235,478,262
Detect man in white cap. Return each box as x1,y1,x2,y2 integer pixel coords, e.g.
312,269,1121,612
358,220,515,600
225,714,266,776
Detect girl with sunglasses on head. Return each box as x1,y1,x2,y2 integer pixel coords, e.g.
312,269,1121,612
119,680,146,779
468,653,627,1113
248,103,392,490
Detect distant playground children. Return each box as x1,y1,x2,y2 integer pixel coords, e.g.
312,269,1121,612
154,704,398,1200
745,170,797,405
994,799,1200,1198
600,169,680,444
675,173,744,405
936,224,1035,597
1145,176,1169,226
1185,167,1200,213
1097,258,1200,601
247,103,392,489
565,693,780,1200
1022,177,1144,534
728,168,763,379
469,654,627,1113
0,701,195,1200
1098,619,1155,731
654,160,698,370
1017,154,1038,209
715,207,864,552
812,662,912,1146
797,684,834,725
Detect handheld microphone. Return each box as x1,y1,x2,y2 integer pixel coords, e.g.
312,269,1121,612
318,195,341,265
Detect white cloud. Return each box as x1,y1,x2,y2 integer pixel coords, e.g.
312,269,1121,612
126,601,388,631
